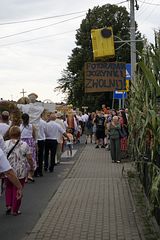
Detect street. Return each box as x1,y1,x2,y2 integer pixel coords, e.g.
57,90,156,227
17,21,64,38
0,150,79,240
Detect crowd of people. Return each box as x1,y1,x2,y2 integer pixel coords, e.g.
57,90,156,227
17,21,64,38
0,102,129,216
82,105,129,163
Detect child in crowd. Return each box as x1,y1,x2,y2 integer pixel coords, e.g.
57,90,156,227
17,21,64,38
65,128,74,157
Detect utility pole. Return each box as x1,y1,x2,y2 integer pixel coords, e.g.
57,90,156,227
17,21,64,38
130,0,136,82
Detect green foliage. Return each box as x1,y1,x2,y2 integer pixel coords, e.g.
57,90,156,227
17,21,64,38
150,167,160,208
129,32,160,213
56,4,143,109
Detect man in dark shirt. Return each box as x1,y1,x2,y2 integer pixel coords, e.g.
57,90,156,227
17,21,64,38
94,111,106,148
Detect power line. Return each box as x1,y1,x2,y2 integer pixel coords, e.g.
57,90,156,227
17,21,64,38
139,0,146,7
138,5,158,25
0,1,130,27
138,0,160,6
0,1,129,28
0,11,87,26
116,0,129,5
0,14,85,40
136,0,148,17
0,30,76,47
136,0,159,22
136,0,159,25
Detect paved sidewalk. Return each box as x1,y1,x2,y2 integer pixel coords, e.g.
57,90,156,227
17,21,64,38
23,144,143,240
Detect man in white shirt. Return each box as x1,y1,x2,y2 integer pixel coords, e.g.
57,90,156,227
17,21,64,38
36,117,47,176
0,148,22,199
81,113,89,134
44,113,70,172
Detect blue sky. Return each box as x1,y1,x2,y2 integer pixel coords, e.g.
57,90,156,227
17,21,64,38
0,0,159,102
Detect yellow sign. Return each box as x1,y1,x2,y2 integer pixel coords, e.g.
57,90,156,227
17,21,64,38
91,27,115,60
117,80,129,92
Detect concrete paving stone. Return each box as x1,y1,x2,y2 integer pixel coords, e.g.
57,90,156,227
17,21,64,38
109,234,117,239
23,145,146,240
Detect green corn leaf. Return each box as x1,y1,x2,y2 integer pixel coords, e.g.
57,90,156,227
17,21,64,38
139,61,160,96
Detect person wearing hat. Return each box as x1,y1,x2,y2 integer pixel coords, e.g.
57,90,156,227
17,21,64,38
28,93,38,103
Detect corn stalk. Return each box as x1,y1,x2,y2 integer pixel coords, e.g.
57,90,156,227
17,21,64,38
129,32,160,212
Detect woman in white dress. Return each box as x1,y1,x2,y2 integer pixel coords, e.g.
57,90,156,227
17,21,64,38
20,113,36,182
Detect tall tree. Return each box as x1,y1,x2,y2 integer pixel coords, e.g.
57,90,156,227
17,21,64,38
56,4,143,111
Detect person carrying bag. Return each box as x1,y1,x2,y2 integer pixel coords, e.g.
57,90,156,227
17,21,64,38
4,126,34,216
